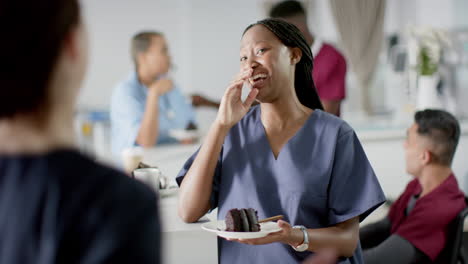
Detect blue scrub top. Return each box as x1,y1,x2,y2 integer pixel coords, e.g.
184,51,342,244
177,106,385,264
110,72,196,155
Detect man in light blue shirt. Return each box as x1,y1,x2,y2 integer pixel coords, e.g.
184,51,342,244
110,31,196,155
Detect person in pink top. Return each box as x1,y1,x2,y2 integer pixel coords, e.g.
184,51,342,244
269,0,347,116
192,0,347,117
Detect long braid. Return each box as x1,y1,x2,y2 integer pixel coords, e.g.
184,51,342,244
243,18,323,110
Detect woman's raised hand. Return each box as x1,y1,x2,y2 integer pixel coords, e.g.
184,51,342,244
215,69,259,129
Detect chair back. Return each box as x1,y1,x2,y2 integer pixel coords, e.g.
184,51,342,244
436,196,468,264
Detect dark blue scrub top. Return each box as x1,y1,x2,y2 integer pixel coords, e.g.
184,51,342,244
0,149,160,264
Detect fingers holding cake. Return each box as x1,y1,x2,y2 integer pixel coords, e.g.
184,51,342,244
232,219,292,245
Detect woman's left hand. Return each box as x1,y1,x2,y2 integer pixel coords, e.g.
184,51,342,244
226,220,296,246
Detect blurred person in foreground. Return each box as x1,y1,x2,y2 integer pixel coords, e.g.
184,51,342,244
0,0,160,263
110,31,197,155
360,109,466,263
192,0,347,117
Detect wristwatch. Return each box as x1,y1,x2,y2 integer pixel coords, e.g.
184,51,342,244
291,225,309,252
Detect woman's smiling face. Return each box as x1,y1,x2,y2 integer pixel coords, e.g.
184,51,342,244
240,25,301,103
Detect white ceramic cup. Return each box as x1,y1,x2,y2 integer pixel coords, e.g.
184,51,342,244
133,168,161,193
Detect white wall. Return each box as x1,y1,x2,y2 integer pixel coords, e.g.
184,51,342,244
384,0,457,33
179,1,263,99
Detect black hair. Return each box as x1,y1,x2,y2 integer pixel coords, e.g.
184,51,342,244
415,109,460,165
0,0,80,119
269,0,306,18
243,18,323,110
131,31,163,66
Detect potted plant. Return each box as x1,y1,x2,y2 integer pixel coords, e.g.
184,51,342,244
407,26,450,110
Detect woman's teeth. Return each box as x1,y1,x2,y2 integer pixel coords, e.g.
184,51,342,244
249,73,267,84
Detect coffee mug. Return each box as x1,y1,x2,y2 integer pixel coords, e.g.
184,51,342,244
133,167,161,193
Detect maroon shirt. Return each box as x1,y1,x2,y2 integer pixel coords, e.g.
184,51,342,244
312,43,347,102
388,174,466,261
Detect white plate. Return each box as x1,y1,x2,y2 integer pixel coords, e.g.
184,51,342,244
201,220,282,239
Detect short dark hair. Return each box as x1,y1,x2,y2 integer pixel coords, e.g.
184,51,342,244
0,0,80,119
131,31,163,66
269,0,307,18
243,19,323,110
415,109,460,165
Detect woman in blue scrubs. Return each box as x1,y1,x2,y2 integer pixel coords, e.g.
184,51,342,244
177,19,385,264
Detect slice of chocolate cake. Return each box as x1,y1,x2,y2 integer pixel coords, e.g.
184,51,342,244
239,209,250,231
225,209,242,231
244,208,260,232
225,208,260,232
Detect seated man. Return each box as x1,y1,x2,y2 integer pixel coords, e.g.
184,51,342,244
111,31,196,155
360,109,466,263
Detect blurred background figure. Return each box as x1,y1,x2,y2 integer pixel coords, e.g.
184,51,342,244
110,31,197,155
360,109,466,264
0,0,161,263
269,0,347,116
191,0,347,117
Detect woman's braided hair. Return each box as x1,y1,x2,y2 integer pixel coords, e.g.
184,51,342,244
243,18,323,110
